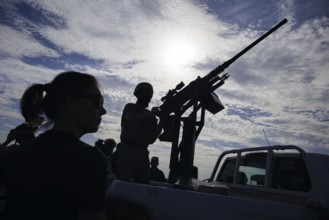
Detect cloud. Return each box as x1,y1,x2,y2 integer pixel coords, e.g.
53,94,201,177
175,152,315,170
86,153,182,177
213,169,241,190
0,25,59,58
0,0,329,179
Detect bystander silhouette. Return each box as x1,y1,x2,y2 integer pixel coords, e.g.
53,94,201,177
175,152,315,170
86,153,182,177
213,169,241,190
2,71,108,220
150,156,166,182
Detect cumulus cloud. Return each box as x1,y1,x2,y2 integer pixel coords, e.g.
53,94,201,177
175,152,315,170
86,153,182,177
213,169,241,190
0,0,328,179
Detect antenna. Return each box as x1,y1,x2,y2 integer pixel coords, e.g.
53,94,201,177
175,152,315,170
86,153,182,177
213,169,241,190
263,129,271,147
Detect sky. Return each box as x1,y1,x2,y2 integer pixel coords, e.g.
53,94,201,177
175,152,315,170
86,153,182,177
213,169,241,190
0,0,328,180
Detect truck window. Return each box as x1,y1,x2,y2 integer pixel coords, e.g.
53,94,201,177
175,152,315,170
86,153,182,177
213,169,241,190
216,155,266,186
216,158,235,183
240,166,265,186
271,157,311,192
216,153,311,192
239,154,266,186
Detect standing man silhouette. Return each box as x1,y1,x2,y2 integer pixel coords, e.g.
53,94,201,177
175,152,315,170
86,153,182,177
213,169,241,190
117,82,161,183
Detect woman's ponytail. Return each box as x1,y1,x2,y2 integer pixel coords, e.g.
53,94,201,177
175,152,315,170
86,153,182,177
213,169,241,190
20,84,45,124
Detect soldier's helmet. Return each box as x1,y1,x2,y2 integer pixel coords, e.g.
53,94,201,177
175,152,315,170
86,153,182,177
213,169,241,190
134,82,153,96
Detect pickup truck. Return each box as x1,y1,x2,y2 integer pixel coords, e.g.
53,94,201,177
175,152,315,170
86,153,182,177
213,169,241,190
107,19,329,219
107,145,329,220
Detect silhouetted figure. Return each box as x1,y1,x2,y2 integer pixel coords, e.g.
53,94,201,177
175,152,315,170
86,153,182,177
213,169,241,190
0,116,43,189
1,124,34,148
150,156,166,182
117,82,161,183
1,112,43,147
3,71,108,220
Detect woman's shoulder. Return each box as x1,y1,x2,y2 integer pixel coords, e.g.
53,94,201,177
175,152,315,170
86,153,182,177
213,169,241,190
35,130,93,151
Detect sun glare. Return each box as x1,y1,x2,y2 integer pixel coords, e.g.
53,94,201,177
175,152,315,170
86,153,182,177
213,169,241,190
159,37,198,69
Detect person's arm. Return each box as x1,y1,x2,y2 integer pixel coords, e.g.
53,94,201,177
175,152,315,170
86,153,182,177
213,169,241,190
1,129,16,148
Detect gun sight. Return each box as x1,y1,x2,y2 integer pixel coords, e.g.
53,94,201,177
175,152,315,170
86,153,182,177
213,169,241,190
161,81,185,102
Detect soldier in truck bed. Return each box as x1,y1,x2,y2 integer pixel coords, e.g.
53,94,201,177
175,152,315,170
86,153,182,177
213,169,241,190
150,156,166,182
117,82,161,183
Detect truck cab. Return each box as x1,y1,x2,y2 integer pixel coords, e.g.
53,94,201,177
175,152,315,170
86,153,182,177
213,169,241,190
212,145,311,190
207,145,328,219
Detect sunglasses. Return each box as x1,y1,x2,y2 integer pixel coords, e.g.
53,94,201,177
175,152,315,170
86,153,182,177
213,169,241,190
76,93,104,109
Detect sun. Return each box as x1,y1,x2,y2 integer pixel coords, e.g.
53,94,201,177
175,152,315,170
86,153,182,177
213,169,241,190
159,37,198,68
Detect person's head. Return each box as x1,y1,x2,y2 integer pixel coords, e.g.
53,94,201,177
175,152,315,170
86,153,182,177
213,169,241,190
150,156,159,168
95,138,116,156
20,71,106,137
134,82,153,107
104,138,116,148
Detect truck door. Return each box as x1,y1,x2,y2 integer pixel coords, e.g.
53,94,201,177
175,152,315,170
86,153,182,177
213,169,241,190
215,151,317,220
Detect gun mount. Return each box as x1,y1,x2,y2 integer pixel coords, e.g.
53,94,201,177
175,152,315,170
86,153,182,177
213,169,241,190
157,19,288,183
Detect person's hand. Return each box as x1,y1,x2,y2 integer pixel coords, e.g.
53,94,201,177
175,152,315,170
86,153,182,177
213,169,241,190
1,129,16,147
6,129,17,143
151,107,160,116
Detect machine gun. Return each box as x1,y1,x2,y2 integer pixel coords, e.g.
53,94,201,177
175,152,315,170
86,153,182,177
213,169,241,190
157,18,288,183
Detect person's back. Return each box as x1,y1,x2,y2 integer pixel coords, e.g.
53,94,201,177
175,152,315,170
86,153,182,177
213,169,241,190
150,167,166,182
120,103,158,146
5,130,106,220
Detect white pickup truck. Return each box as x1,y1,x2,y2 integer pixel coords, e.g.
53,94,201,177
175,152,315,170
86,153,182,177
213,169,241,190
107,145,329,220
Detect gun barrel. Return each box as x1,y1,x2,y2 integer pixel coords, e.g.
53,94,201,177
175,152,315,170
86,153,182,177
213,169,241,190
159,19,287,117
209,18,288,78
